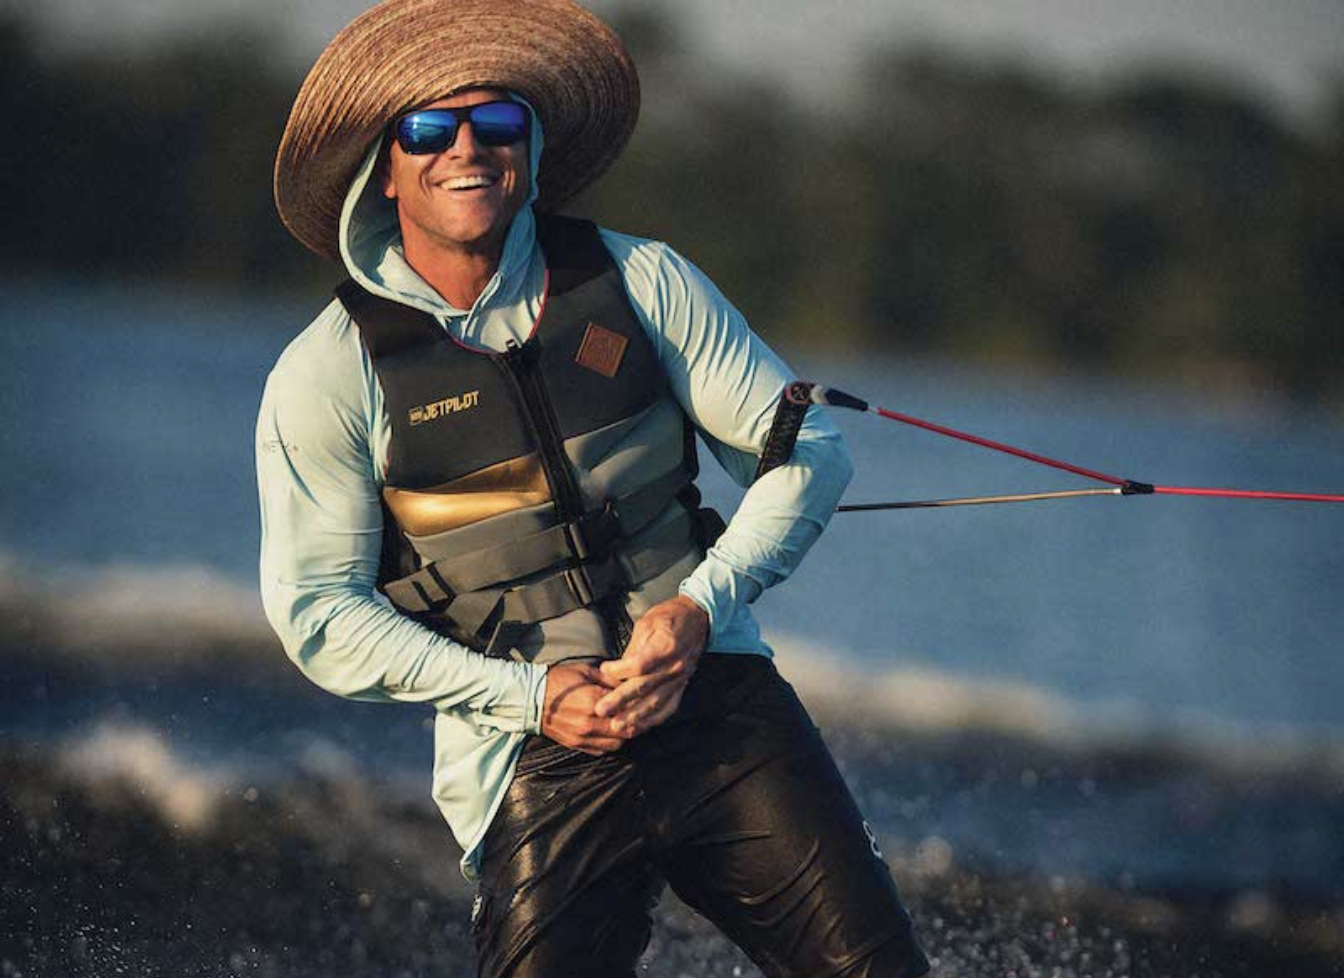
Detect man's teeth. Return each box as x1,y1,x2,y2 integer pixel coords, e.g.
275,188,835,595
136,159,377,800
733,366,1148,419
440,175,498,190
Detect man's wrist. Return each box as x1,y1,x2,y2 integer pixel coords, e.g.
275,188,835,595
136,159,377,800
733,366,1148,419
525,661,550,735
671,593,709,617
674,586,713,633
680,560,759,644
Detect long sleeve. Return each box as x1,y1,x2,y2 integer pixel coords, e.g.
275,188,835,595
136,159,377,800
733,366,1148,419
255,307,548,731
601,231,854,641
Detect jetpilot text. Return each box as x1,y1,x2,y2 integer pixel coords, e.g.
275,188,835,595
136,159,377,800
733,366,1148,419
409,390,482,426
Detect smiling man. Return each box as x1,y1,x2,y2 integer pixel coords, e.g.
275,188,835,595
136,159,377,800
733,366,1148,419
259,2,928,976
379,91,532,307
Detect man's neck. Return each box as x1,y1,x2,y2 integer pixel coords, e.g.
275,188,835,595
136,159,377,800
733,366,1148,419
403,243,502,310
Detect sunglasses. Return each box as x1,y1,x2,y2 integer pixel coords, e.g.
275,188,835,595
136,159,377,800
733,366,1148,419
393,101,529,155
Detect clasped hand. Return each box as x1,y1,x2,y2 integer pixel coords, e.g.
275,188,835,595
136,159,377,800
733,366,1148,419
540,595,708,755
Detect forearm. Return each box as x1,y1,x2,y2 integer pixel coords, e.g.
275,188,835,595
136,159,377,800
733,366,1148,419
680,414,853,637
262,576,547,732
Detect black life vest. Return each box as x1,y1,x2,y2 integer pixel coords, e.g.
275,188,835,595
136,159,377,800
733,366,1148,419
336,215,723,664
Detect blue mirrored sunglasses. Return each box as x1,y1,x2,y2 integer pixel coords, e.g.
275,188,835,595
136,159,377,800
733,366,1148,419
393,101,529,155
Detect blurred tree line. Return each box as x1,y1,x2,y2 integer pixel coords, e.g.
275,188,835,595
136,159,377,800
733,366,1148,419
3,9,1340,400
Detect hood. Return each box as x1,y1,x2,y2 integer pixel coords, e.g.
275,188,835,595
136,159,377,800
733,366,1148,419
337,94,546,322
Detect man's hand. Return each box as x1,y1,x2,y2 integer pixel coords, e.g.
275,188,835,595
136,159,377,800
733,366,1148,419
594,595,709,737
541,662,632,755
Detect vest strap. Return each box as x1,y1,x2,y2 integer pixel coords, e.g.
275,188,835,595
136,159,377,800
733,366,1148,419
387,508,699,655
382,563,457,615
334,279,444,359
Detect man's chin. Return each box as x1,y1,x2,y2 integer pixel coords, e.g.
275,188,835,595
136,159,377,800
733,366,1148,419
413,221,507,258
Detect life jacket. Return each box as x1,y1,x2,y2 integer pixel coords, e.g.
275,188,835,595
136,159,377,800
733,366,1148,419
336,215,724,665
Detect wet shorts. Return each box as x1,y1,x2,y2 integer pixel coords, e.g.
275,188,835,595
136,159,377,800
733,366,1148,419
471,654,930,978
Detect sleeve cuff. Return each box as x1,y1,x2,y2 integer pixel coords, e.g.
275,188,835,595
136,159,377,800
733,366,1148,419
523,661,548,735
455,658,550,735
679,555,763,644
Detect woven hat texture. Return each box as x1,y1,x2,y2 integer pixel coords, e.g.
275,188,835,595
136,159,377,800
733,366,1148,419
274,0,640,261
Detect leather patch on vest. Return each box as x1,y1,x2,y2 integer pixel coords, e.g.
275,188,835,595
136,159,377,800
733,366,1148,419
575,323,628,378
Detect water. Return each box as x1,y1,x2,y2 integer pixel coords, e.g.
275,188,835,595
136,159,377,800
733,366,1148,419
3,280,1343,905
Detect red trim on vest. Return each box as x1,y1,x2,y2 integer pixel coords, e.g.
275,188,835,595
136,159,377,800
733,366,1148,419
444,270,552,355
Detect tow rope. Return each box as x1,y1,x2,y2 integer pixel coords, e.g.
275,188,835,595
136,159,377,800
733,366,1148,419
755,381,1344,509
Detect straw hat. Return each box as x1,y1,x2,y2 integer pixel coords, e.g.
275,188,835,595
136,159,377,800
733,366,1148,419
274,0,640,262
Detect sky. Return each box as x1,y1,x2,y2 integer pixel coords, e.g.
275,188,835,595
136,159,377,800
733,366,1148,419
12,0,1344,124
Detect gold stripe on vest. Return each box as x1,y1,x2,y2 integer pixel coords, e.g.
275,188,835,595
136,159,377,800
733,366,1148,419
383,454,552,535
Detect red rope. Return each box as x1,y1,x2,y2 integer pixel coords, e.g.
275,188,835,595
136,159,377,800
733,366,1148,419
1154,486,1344,503
872,406,1129,487
866,404,1344,503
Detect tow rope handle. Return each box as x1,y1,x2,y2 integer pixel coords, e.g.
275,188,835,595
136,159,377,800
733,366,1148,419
753,381,817,482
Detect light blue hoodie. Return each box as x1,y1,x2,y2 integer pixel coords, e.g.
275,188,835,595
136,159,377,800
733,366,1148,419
256,102,853,879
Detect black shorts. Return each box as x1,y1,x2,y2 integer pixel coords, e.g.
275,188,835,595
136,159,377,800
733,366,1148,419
472,654,930,978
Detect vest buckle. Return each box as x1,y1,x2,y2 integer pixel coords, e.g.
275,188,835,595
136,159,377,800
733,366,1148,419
564,502,623,562
563,565,596,607
383,564,456,614
562,557,626,608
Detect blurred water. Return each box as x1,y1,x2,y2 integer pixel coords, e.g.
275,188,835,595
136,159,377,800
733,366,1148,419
3,281,1342,735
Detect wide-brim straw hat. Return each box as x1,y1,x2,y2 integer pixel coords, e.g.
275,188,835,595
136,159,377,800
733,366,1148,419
274,0,640,262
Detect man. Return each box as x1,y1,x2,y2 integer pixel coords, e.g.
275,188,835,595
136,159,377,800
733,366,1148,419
259,2,929,976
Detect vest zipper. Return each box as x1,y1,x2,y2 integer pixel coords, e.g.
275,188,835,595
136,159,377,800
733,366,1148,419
500,339,584,519
497,339,635,653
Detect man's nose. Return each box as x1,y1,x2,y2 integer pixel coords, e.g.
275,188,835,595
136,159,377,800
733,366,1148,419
449,121,485,157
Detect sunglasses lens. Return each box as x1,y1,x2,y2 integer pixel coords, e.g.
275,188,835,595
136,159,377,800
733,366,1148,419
468,102,529,146
397,113,457,154
394,102,528,154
